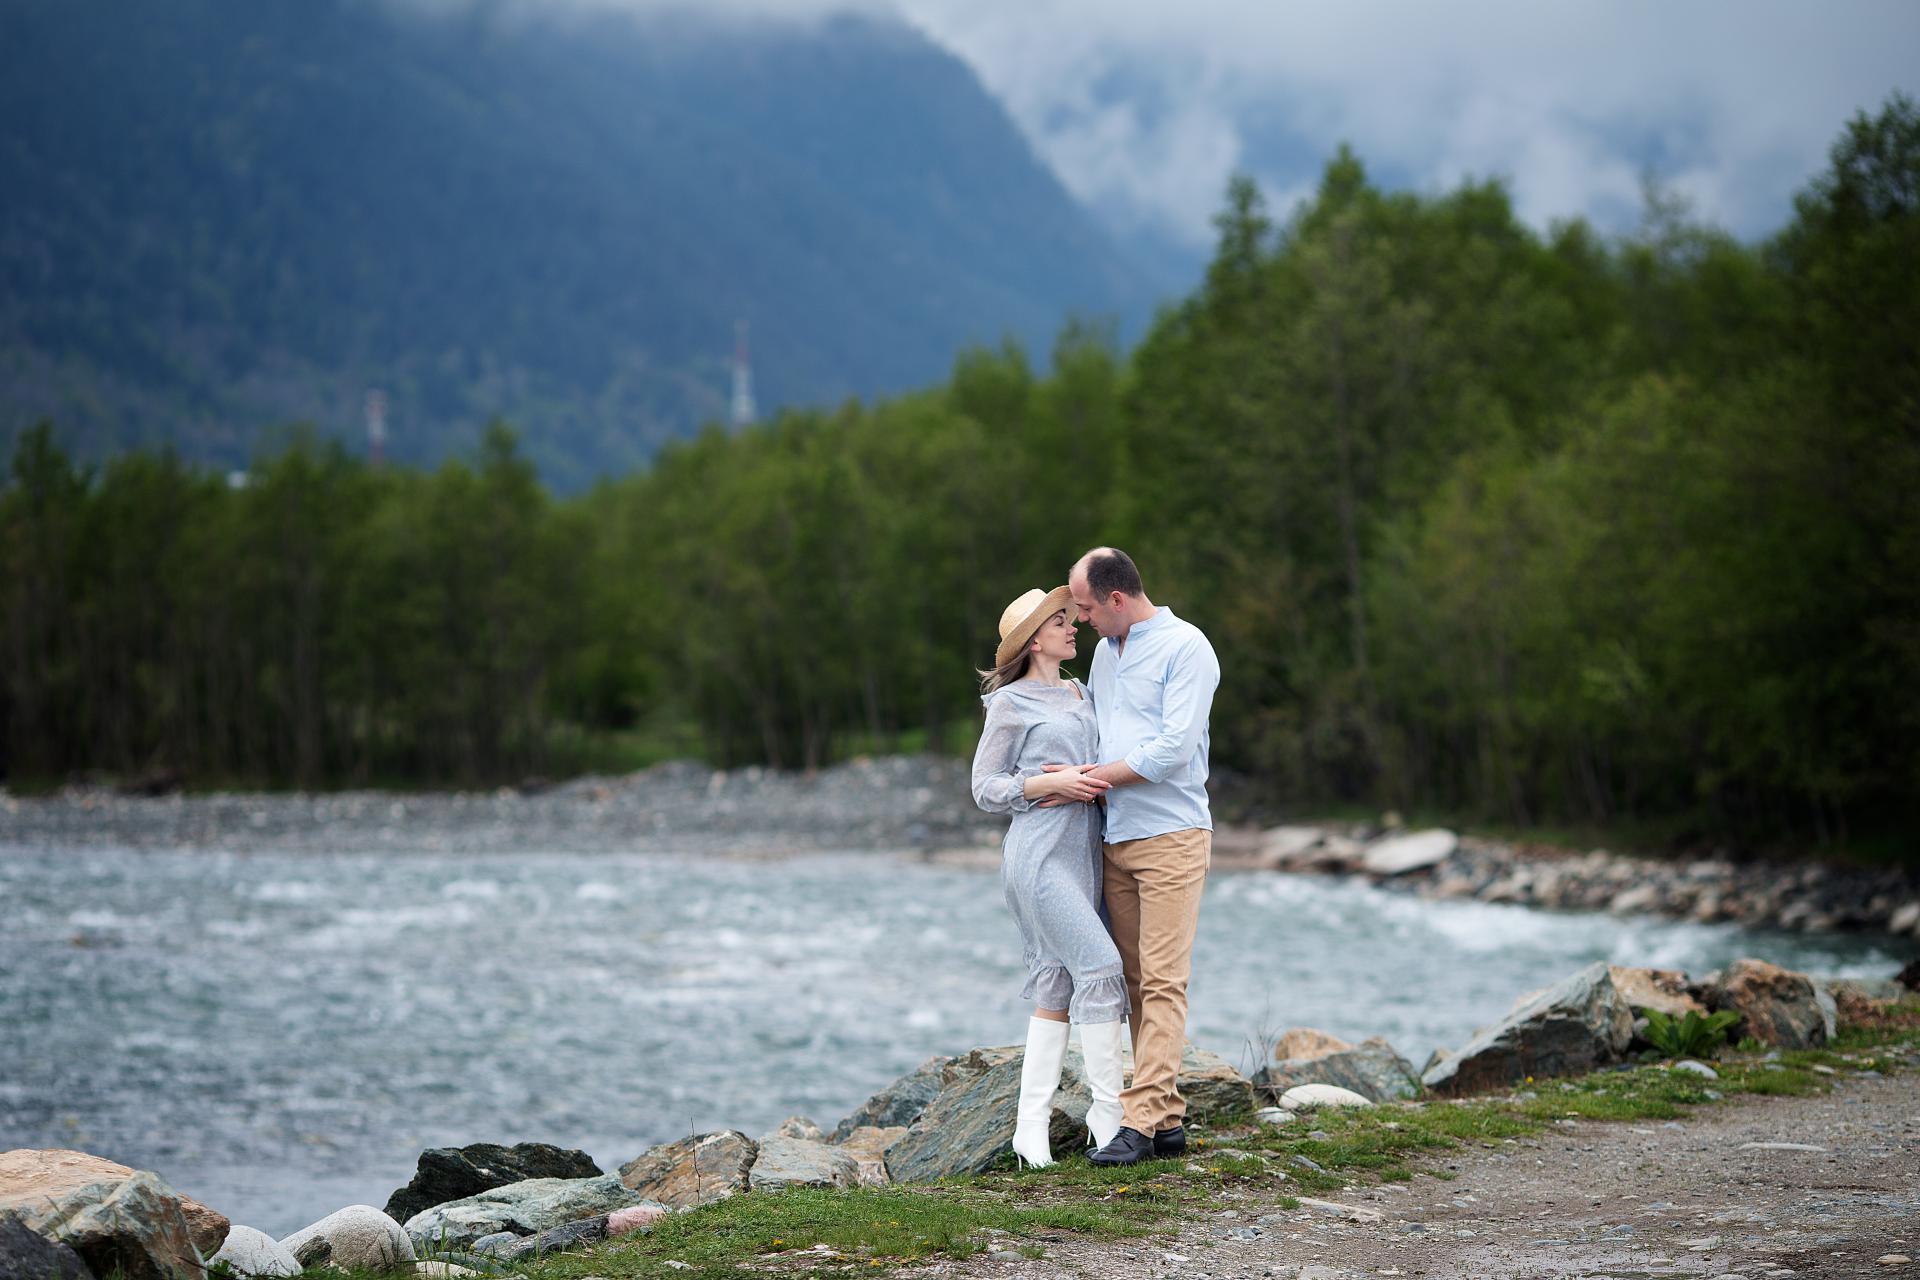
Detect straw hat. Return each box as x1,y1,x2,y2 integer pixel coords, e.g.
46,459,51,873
995,585,1076,668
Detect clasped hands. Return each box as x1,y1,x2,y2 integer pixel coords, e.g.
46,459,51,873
1032,761,1112,806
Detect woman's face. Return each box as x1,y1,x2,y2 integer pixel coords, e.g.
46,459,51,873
1030,610,1078,663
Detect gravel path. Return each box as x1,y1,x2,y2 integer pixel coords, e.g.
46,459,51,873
932,1056,1920,1280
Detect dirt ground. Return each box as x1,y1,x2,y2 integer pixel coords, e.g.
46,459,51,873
914,1049,1920,1280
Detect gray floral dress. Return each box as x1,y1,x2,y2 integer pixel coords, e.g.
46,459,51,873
970,679,1127,1024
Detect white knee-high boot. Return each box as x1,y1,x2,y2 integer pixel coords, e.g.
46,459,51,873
1078,1018,1126,1150
1011,1016,1070,1168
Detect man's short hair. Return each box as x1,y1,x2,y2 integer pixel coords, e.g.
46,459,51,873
1083,547,1144,599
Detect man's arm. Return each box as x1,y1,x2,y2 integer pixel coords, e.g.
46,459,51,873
1119,637,1220,784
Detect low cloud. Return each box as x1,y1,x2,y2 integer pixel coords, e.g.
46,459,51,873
894,0,1920,245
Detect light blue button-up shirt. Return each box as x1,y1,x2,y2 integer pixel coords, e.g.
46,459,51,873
1088,605,1220,843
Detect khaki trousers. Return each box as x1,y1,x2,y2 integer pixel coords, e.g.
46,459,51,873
1102,827,1210,1134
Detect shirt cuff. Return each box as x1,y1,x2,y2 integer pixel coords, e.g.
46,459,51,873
1123,746,1168,784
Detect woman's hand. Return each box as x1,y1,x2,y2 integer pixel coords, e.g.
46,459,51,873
1030,763,1111,804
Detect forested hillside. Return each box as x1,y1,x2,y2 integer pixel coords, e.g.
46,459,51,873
6,98,1915,859
0,0,1154,488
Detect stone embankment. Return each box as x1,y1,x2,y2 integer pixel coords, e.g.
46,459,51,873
0,756,989,856
1235,822,1920,940
5,957,1912,1279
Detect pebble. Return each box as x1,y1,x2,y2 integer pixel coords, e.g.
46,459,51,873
1673,1060,1719,1079
1295,1199,1382,1224
1737,1142,1827,1153
1687,1235,1723,1250
1878,1256,1912,1266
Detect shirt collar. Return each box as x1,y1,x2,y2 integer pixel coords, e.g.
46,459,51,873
1107,605,1172,651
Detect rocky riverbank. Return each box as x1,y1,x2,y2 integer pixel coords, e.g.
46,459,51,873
1237,823,1920,941
6,956,1914,1279
6,756,1918,941
0,756,992,856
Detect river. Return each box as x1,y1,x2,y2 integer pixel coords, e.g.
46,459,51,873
0,842,1903,1237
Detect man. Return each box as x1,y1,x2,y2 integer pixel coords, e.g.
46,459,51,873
1059,546,1219,1166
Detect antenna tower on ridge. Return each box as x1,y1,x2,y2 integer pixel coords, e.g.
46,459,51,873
730,319,757,428
364,388,388,468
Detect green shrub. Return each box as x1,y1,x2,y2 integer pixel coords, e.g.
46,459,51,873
1640,1007,1741,1058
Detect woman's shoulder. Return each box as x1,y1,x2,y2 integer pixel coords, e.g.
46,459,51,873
982,679,1076,712
980,685,1029,714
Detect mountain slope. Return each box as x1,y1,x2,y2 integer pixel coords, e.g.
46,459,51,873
0,0,1154,486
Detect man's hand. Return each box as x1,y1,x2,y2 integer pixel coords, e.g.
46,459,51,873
1085,760,1146,788
1032,762,1112,806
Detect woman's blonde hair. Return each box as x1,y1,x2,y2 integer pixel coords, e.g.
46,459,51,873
977,648,1032,696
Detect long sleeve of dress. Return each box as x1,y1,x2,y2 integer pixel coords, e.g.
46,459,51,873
971,693,1040,814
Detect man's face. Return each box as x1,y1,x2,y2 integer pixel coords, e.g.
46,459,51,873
1070,571,1125,639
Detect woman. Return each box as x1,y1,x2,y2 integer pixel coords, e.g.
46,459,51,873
970,585,1128,1167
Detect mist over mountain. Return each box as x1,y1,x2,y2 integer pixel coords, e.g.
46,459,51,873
0,0,1165,486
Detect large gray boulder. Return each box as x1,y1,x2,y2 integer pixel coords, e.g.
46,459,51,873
883,1045,1092,1183
0,1148,229,1258
1151,1042,1258,1121
1702,959,1829,1048
280,1205,413,1271
401,1174,643,1251
1255,1036,1417,1104
830,1056,954,1138
883,1039,1254,1182
1061,1041,1252,1121
4,1170,206,1280
384,1142,601,1225
0,1213,92,1280
1421,961,1634,1097
618,1131,757,1210
208,1225,301,1278
1361,829,1457,876
747,1137,861,1192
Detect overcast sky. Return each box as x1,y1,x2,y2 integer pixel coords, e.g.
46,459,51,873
886,0,1920,248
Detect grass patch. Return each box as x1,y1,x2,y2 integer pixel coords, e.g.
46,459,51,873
513,1181,1163,1280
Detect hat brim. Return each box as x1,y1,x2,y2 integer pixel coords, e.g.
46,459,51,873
994,584,1077,668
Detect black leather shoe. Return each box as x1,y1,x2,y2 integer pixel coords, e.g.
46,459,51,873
1152,1124,1186,1157
1088,1126,1155,1166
